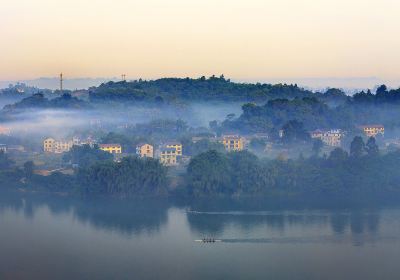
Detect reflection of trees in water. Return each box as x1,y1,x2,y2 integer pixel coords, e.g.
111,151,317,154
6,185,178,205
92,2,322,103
187,212,330,235
185,198,383,241
330,211,380,235
0,191,169,236
72,198,169,235
330,210,381,246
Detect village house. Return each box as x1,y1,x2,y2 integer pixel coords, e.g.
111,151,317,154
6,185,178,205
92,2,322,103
221,135,244,151
311,129,344,147
165,141,183,156
99,144,122,154
159,147,178,166
359,125,385,138
136,143,154,158
43,138,74,153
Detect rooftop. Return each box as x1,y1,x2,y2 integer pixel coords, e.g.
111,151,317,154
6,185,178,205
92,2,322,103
99,143,121,148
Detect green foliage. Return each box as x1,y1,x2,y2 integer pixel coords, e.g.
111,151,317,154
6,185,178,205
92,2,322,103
312,139,324,156
184,145,400,197
89,77,315,103
180,138,224,156
23,161,34,179
62,145,113,167
3,93,88,111
250,138,267,151
366,137,379,156
100,132,133,152
281,120,310,144
186,150,232,196
78,156,168,196
0,151,14,170
350,136,365,158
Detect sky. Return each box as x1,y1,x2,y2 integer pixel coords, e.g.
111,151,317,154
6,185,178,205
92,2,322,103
1,0,400,86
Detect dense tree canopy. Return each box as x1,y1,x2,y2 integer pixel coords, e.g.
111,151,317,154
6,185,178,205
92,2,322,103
78,156,168,196
89,76,324,103
62,145,113,167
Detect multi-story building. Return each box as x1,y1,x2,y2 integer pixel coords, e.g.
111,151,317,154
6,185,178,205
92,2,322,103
311,130,324,139
165,142,182,156
311,129,344,147
359,125,385,138
43,138,74,153
159,147,177,166
221,135,244,151
136,143,154,158
99,144,122,154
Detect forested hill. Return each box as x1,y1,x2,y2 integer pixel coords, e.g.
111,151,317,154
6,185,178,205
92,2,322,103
0,93,89,121
88,76,334,103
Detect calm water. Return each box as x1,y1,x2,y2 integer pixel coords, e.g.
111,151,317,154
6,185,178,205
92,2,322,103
1,192,400,279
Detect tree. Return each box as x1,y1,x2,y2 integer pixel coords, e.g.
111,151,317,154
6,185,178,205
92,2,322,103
63,145,113,167
329,148,348,163
23,161,35,179
78,156,167,196
350,136,365,158
312,139,324,156
250,138,267,151
186,150,232,196
376,84,388,95
0,151,14,169
281,120,310,144
366,137,379,156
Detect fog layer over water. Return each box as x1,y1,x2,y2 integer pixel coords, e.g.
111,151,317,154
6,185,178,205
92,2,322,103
1,192,400,280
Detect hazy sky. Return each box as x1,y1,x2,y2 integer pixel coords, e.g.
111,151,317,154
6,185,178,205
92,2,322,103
1,0,400,82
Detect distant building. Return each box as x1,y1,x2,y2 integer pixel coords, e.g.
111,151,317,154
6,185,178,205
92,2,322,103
221,135,244,151
311,129,344,147
43,138,74,153
136,143,154,158
359,125,384,138
99,144,122,154
311,130,324,139
0,126,11,136
159,147,177,166
165,141,183,156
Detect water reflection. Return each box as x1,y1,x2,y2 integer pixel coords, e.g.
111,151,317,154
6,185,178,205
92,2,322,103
0,191,169,236
0,191,393,246
184,198,388,247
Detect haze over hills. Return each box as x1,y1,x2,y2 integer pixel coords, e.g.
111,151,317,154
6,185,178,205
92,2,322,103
0,77,118,90
2,76,400,92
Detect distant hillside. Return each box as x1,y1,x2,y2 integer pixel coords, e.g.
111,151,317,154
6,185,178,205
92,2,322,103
89,76,329,103
1,93,89,120
0,78,115,91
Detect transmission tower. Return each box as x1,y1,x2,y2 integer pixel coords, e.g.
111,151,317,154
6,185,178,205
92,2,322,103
60,73,63,94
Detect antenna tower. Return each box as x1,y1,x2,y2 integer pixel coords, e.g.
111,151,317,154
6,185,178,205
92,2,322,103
60,73,63,94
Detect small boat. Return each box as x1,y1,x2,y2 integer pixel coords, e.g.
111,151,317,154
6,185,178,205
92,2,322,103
194,238,222,243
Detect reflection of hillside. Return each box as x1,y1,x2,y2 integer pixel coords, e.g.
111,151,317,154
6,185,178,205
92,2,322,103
0,191,169,236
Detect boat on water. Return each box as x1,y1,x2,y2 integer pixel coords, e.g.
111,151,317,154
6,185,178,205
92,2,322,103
195,238,222,243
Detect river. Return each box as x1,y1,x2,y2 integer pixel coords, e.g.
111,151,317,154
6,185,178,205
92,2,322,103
0,192,400,279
